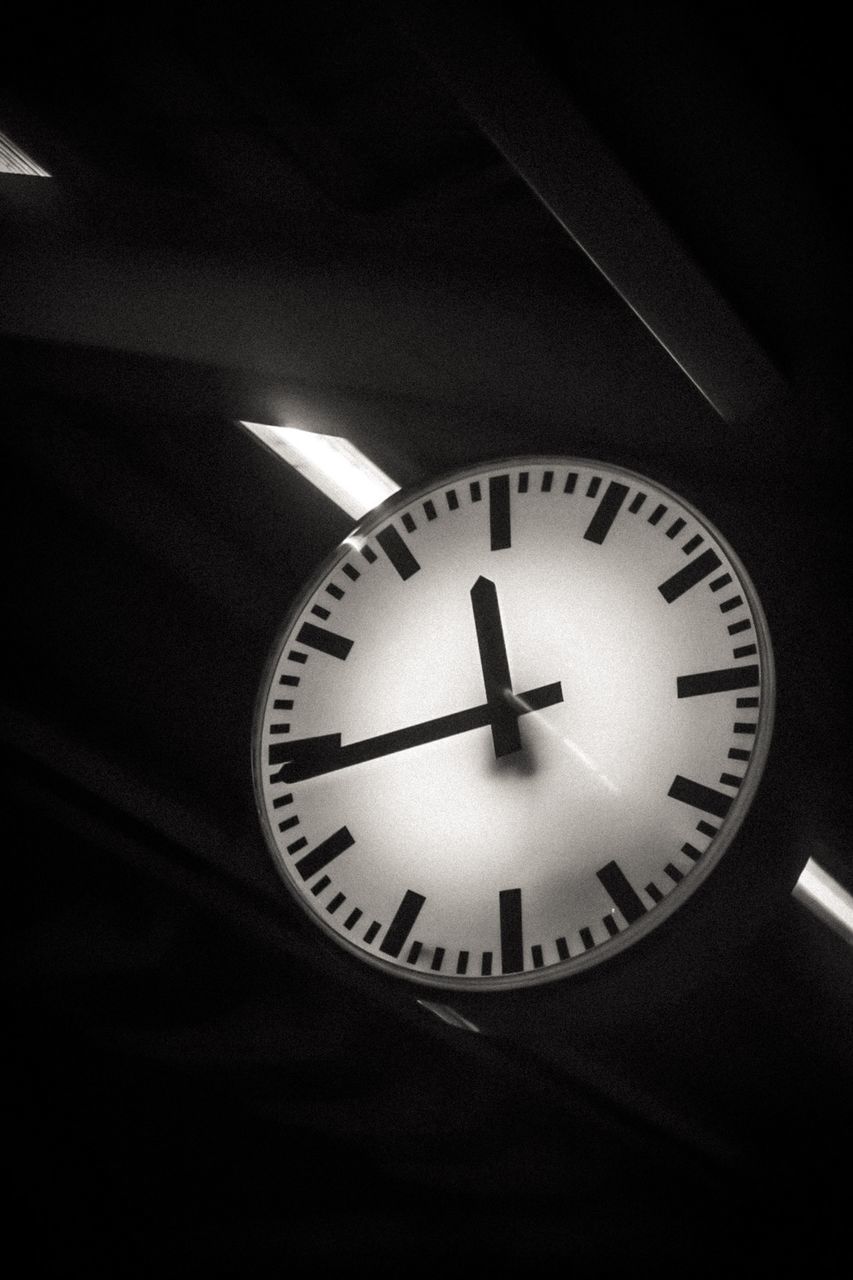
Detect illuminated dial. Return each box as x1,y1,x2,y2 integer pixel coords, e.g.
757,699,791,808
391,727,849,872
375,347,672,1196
254,458,774,988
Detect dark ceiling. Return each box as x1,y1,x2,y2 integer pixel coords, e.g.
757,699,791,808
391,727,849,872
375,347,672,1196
2,3,851,1274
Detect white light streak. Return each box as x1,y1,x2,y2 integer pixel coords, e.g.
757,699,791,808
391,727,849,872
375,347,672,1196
0,129,50,176
508,688,619,794
793,858,853,945
239,422,400,519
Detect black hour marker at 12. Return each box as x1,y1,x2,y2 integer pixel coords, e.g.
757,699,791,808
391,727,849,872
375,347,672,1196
489,474,511,550
376,525,420,580
296,621,353,661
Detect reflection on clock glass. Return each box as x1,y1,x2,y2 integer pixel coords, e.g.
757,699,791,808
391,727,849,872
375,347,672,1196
254,459,774,988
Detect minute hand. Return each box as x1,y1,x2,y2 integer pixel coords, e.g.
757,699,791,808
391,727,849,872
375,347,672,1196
269,681,563,783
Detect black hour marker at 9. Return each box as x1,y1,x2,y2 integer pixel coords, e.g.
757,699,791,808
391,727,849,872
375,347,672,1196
296,825,355,881
489,475,511,550
597,861,646,924
658,548,722,602
379,890,426,958
499,887,524,973
376,525,421,581
677,664,759,698
296,621,353,661
583,481,629,544
668,775,733,819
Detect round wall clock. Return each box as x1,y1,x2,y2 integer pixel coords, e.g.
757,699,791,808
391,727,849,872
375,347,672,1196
253,458,774,989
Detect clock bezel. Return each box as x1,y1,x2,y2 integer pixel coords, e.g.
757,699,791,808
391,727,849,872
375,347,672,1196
252,455,776,991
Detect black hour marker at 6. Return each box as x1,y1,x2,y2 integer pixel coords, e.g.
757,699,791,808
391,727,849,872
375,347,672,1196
499,888,524,973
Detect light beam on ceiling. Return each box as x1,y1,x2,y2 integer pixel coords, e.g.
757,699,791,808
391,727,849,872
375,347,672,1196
239,421,400,519
793,858,853,945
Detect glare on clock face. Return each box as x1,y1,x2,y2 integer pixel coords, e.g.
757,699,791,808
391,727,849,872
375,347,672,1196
254,459,774,988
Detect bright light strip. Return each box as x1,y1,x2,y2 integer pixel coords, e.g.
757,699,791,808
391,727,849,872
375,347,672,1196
0,129,50,176
240,422,400,519
793,858,853,945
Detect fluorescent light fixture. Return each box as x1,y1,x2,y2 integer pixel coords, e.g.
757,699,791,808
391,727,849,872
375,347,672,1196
793,857,853,945
0,129,50,176
240,421,400,519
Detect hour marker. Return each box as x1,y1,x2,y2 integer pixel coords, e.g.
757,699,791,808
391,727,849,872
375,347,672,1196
424,499,437,521
541,470,553,492
597,861,646,924
677,664,759,698
728,619,751,635
518,471,529,493
481,952,493,975
696,820,718,837
296,621,354,661
489,474,511,550
658,548,722,602
364,921,381,944
344,908,362,930
446,488,459,511
603,914,620,937
564,472,577,494
580,927,595,950
682,534,703,554
470,480,482,502
709,573,732,591
668,774,733,819
681,843,702,861
311,875,331,896
311,605,330,620
376,525,421,580
733,644,757,659
583,480,629,544
665,863,684,883
296,825,355,881
645,883,664,904
342,563,360,581
407,941,423,964
734,722,757,734
402,512,417,533
556,936,570,960
666,517,686,539
720,595,743,613
430,947,445,972
327,892,346,914
531,944,544,967
648,503,666,525
379,890,426,958
499,887,524,973
326,583,345,600
456,951,469,975
361,546,378,564
628,491,646,512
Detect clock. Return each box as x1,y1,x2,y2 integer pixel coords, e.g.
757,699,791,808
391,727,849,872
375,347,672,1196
253,458,774,990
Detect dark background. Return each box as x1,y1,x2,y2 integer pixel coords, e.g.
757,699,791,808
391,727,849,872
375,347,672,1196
2,4,851,1273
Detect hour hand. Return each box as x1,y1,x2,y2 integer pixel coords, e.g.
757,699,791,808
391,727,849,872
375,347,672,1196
470,575,522,758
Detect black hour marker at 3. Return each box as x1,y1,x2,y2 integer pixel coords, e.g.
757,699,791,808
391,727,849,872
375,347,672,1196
658,548,722,602
499,888,524,973
597,861,646,924
379,890,426,958
668,774,733,819
677,664,759,698
376,525,420,580
296,621,354,661
584,480,629,544
489,474,511,549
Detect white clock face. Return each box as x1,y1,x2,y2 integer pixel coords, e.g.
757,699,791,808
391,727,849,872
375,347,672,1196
254,458,774,988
